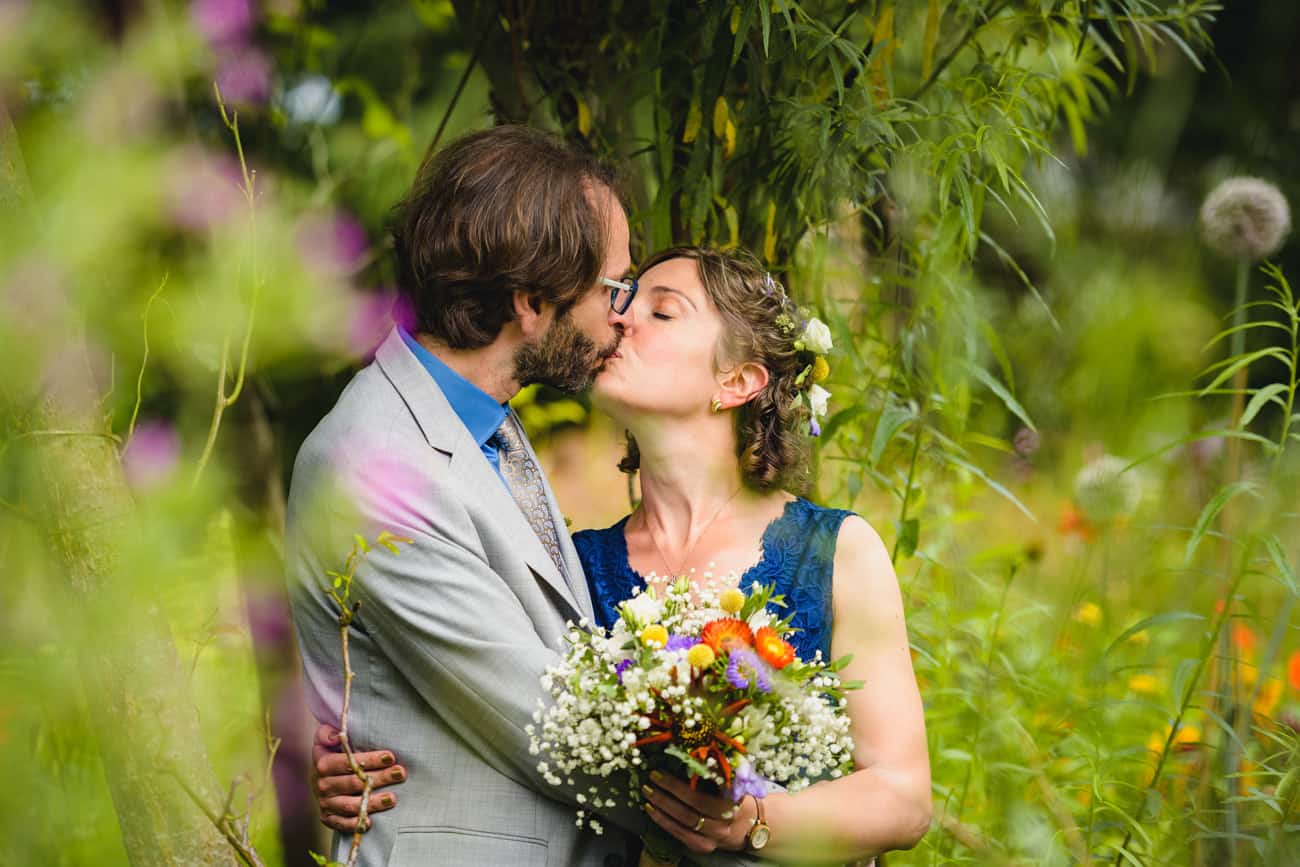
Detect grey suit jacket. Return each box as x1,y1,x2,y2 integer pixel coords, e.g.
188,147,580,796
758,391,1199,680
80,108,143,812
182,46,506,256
288,329,771,867
286,327,634,866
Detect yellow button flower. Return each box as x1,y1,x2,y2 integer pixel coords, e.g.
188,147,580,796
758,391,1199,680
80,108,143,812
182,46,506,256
640,624,669,648
687,643,716,669
1072,602,1102,626
812,356,830,383
719,588,745,614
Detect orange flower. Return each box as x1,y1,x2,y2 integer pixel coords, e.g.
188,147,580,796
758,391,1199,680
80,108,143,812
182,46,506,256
1231,623,1258,659
701,618,754,654
1058,504,1095,542
1288,650,1300,692
754,626,796,669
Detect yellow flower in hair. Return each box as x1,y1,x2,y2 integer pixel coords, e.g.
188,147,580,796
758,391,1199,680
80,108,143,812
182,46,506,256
812,356,830,383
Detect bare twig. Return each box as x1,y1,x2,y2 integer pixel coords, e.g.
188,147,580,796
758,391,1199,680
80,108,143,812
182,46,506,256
127,272,168,443
193,83,263,487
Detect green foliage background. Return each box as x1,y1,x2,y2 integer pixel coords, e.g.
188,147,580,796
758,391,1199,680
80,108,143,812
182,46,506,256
2,1,1299,865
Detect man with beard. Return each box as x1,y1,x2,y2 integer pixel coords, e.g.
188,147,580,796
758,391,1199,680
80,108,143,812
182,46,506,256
284,125,641,867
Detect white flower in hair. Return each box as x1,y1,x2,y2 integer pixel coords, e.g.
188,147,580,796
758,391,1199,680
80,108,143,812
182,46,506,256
808,384,831,419
799,317,833,355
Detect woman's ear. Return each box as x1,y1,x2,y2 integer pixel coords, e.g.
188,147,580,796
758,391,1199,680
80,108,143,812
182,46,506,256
716,361,770,410
512,290,552,338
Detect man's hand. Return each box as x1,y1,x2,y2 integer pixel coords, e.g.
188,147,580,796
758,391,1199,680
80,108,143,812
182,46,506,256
312,724,407,833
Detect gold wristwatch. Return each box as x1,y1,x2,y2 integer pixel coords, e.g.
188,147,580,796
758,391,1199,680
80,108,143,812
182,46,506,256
745,795,771,851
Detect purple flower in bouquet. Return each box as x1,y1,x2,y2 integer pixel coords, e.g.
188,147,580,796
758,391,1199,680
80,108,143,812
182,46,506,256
614,658,634,683
664,634,696,653
725,648,772,693
729,759,770,800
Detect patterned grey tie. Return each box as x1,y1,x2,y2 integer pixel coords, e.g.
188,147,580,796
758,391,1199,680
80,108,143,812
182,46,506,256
493,415,567,577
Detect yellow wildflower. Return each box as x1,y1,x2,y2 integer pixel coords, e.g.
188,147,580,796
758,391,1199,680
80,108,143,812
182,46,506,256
1073,602,1102,626
640,624,668,648
687,643,716,669
719,587,745,614
1127,674,1160,695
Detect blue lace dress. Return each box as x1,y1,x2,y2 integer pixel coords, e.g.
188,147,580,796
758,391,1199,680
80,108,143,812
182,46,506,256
573,498,855,662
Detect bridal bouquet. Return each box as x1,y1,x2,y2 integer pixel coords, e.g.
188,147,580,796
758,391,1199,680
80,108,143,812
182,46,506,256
526,575,858,832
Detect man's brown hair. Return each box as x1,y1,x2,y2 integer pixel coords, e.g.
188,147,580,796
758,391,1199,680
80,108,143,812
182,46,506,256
392,125,621,349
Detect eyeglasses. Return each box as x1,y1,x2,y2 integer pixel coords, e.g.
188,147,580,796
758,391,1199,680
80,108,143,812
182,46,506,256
601,276,638,315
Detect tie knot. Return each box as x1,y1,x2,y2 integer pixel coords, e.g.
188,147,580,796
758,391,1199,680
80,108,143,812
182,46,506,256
494,417,523,453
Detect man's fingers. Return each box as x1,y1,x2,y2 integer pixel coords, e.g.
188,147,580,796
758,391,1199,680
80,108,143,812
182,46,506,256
320,791,398,822
316,765,407,797
314,723,342,749
314,749,396,779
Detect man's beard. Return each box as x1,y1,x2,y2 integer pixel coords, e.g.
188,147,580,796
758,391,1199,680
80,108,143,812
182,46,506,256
513,311,619,393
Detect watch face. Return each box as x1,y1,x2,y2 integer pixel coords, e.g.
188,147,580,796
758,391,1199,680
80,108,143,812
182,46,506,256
750,825,771,850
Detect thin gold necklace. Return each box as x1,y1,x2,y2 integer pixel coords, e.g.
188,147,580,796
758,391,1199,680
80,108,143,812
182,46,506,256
644,486,745,578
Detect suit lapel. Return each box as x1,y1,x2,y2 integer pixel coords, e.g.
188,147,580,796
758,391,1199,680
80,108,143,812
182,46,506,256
502,407,595,621
373,329,584,622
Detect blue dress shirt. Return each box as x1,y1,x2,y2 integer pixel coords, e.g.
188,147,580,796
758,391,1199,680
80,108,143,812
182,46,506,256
399,328,508,478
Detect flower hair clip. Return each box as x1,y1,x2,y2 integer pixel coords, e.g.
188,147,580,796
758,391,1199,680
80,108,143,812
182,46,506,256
790,315,833,437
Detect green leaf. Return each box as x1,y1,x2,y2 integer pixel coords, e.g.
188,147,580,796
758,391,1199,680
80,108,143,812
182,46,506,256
1199,347,1291,395
1184,481,1256,564
1103,612,1204,658
869,405,914,465
964,361,1036,432
1241,383,1289,427
895,517,919,559
1262,534,1298,595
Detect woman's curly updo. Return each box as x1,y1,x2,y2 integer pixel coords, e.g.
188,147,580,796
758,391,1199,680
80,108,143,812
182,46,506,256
619,246,818,492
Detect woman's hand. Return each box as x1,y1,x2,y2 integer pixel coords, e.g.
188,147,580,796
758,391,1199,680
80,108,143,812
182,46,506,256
640,770,756,855
311,724,407,833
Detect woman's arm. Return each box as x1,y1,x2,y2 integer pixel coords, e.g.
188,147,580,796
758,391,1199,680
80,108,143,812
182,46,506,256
643,515,931,862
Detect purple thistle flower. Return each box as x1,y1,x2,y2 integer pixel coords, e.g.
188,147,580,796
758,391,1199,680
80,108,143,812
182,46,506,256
191,0,254,49
664,634,695,653
725,648,772,693
614,658,634,683
729,759,770,801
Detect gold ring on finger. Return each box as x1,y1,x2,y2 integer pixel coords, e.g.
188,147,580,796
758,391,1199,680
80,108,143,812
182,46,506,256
694,816,706,832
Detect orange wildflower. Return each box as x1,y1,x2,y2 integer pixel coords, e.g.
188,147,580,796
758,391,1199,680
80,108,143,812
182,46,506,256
1058,503,1096,541
701,618,754,654
1288,650,1300,692
1231,623,1258,659
754,626,796,669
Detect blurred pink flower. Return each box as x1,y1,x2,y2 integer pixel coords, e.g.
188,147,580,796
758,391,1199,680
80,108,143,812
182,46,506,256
245,586,293,648
297,210,369,276
191,0,254,48
340,447,429,524
216,46,273,106
165,147,245,232
122,421,181,490
347,290,400,360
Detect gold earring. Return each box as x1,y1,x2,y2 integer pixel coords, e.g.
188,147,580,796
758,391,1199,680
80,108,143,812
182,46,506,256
710,397,724,413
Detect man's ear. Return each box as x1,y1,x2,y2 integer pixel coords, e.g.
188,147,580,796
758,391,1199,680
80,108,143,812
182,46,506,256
512,290,552,338
716,361,770,410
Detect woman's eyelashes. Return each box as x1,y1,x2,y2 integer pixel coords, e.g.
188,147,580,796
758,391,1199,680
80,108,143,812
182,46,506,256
652,312,674,321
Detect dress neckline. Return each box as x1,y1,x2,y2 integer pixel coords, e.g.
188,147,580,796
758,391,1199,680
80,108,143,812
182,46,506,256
616,497,803,587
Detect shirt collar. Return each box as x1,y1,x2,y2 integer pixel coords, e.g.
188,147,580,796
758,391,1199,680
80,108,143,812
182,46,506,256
399,327,508,448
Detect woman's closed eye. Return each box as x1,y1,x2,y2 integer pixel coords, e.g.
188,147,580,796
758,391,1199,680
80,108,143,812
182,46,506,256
652,311,674,321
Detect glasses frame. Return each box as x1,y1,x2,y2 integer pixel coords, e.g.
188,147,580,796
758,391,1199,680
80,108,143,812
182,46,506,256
601,276,638,315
